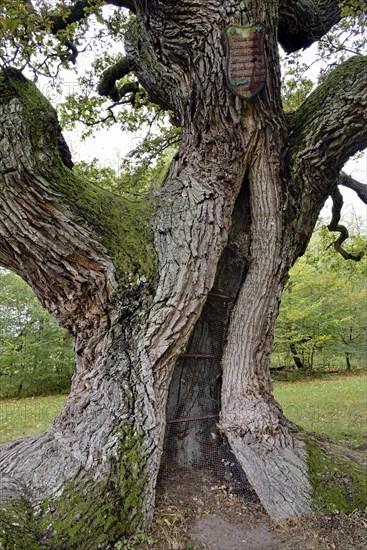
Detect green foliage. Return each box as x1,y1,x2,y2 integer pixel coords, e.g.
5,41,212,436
272,219,367,372
116,126,180,187
280,3,366,113
73,158,121,190
0,1,181,171
0,0,365,174
0,0,107,76
317,0,367,72
0,270,75,398
281,52,314,112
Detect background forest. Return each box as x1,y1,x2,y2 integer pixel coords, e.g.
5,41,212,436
0,269,74,397
272,218,367,375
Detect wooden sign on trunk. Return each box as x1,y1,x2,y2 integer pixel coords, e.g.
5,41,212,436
225,23,267,99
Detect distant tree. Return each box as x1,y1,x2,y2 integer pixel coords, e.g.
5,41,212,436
0,270,74,397
273,221,367,371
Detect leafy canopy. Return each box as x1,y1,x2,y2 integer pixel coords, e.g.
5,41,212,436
0,0,178,175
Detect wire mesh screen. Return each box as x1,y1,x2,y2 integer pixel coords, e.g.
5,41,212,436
164,357,221,467
160,360,248,494
159,291,252,496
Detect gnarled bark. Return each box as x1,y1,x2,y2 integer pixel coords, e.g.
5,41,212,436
0,0,367,545
0,69,160,547
0,14,252,539
219,53,367,520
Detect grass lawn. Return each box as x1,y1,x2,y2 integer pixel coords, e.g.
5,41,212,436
0,375,366,447
274,374,367,447
0,394,67,445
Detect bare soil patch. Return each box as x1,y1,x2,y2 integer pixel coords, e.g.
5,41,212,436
141,467,367,550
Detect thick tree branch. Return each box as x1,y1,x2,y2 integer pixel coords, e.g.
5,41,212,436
107,0,136,11
328,186,364,261
50,1,90,32
0,70,114,331
284,56,367,262
278,0,341,52
338,171,367,204
97,57,138,101
287,56,367,183
0,69,156,329
50,0,135,32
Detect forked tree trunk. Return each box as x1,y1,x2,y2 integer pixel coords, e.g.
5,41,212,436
0,0,367,546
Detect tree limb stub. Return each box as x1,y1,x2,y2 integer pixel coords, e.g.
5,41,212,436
339,171,367,204
328,186,364,261
278,0,341,52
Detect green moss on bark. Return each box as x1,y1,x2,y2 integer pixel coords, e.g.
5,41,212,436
38,425,147,548
51,165,158,287
0,68,157,288
307,436,367,514
0,497,41,549
288,55,367,170
0,426,148,549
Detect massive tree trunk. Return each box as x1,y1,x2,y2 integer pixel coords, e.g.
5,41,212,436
0,0,367,547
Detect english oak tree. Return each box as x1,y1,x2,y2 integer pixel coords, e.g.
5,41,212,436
0,0,366,547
